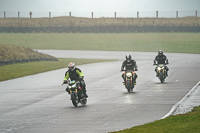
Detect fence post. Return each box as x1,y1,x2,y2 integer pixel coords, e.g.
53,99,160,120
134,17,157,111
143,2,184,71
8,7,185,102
196,10,197,17
4,11,6,18
69,12,71,17
29,11,32,19
92,12,93,18
176,11,178,18
49,12,51,18
115,12,116,18
137,11,139,18
18,11,20,18
156,11,158,18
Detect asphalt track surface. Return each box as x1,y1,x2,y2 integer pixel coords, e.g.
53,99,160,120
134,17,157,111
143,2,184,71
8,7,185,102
0,50,200,133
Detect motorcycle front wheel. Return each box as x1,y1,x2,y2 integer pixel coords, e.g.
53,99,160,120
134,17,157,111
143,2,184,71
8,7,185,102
71,92,78,107
126,80,131,93
159,72,164,83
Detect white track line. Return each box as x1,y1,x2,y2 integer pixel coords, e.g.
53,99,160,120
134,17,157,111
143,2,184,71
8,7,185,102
161,81,200,119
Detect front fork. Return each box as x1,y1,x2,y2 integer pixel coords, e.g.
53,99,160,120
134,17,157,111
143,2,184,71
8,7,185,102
122,73,136,85
70,89,77,94
157,69,165,77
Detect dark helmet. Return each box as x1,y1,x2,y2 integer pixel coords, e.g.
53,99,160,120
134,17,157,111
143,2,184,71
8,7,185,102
126,54,132,62
158,50,163,56
68,62,75,71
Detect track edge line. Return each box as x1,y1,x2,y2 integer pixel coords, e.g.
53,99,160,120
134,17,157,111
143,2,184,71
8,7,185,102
161,80,200,119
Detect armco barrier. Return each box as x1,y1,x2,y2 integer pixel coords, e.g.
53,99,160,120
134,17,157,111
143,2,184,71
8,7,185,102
27,27,33,33
0,57,58,66
56,27,63,33
34,27,41,32
41,27,49,32
93,26,100,33
0,26,200,33
20,27,27,33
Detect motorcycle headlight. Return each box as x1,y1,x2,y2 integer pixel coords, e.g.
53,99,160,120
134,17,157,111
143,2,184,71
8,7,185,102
72,84,76,88
157,67,161,71
126,73,132,77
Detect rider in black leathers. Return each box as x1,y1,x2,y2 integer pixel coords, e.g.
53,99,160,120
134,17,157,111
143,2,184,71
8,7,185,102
121,54,138,84
154,50,169,77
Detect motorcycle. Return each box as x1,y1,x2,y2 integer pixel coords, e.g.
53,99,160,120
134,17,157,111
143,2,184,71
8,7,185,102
155,64,167,83
63,80,87,107
122,70,137,93
154,59,168,83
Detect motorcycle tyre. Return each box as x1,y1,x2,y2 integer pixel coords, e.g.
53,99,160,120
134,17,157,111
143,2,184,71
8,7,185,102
71,92,78,107
126,80,131,93
159,72,164,83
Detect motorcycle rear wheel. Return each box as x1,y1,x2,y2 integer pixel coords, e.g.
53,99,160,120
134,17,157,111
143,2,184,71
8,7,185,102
80,98,87,105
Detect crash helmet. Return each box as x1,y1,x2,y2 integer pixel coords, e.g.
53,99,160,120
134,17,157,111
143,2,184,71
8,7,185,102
68,62,75,71
126,54,132,62
158,50,163,56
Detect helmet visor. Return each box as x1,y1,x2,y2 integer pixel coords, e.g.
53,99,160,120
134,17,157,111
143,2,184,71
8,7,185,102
68,66,74,70
127,57,131,62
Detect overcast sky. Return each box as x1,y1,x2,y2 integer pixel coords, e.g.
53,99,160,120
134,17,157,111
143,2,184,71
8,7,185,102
0,0,200,18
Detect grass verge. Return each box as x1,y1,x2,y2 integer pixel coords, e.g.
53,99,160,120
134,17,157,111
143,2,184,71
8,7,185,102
0,58,115,82
110,105,200,133
1,33,200,54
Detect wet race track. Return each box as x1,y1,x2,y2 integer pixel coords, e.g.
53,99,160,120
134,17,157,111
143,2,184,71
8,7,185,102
0,50,200,133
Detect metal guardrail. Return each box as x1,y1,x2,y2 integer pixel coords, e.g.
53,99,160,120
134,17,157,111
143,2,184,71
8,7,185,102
0,26,200,33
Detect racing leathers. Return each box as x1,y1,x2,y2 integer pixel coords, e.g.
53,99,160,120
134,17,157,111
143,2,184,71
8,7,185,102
121,59,138,84
63,67,88,98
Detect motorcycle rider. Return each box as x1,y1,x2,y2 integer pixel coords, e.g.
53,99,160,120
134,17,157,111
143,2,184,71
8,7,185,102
121,54,138,85
63,62,88,98
154,50,169,77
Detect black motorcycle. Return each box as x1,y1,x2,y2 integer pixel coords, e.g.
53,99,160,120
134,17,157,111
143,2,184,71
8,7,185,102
154,60,168,83
121,70,137,93
63,80,87,107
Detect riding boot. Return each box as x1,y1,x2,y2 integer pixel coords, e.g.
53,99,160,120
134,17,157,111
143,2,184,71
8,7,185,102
66,88,70,94
82,86,88,98
123,78,125,85
121,74,125,85
132,74,138,85
156,72,159,77
134,77,137,85
83,90,88,98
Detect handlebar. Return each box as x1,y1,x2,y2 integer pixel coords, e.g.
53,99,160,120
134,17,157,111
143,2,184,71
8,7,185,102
121,69,138,72
154,63,168,66
62,80,70,85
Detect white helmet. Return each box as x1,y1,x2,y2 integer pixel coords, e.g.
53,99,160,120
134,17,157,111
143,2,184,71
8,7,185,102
68,62,75,71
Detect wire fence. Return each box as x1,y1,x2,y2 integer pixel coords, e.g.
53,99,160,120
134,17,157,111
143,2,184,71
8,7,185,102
0,10,199,18
0,10,199,33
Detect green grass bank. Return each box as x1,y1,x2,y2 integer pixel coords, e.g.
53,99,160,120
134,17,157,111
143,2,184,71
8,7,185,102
110,105,200,133
0,33,200,54
0,44,55,60
0,58,115,82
